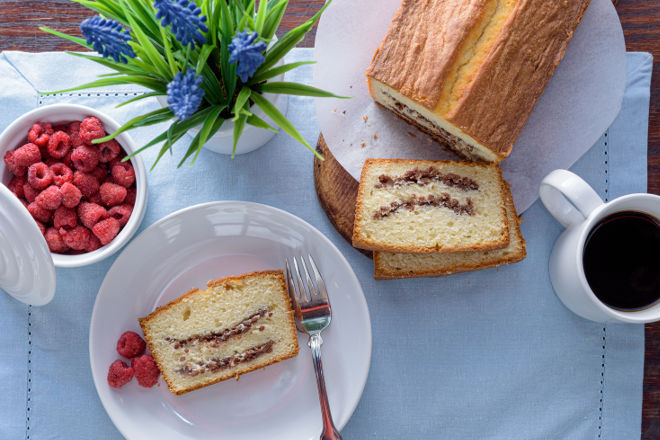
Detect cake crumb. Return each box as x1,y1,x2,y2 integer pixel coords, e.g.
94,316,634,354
342,110,346,115
363,115,368,123
373,134,378,139
360,140,366,148
407,131,416,138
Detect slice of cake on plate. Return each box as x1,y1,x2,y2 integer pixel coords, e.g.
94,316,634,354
373,184,526,279
139,270,299,395
352,159,510,253
366,0,591,162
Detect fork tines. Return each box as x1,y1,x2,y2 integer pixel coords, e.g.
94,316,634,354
286,255,331,310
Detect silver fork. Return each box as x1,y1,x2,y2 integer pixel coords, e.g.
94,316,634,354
286,255,342,440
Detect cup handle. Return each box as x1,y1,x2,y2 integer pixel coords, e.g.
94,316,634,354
539,170,604,228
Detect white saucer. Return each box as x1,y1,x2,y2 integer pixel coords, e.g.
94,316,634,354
89,202,371,440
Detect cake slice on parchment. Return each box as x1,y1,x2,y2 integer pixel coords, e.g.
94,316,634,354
139,270,299,395
352,159,510,253
373,185,526,279
366,0,591,162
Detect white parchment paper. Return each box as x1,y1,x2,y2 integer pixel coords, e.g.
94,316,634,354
313,0,626,213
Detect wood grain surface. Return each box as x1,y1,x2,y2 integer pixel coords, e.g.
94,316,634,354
0,0,657,437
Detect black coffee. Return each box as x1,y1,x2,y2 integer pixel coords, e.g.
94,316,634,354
583,211,660,311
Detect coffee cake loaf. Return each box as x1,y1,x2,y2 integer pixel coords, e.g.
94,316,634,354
352,159,509,253
366,0,591,162
139,270,299,395
373,185,526,279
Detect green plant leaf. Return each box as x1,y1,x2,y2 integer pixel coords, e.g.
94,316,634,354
261,0,288,40
115,92,164,108
42,75,168,95
254,0,268,34
232,112,248,157
250,92,322,159
39,27,90,49
256,81,348,98
258,0,332,73
92,107,174,143
246,113,277,132
179,105,225,166
231,87,251,121
248,61,314,84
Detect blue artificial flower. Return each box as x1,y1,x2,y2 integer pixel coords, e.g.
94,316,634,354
167,69,205,120
80,15,135,63
154,0,208,49
228,31,267,82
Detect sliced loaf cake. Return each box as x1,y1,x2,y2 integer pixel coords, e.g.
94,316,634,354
352,159,509,253
139,270,299,395
373,186,526,279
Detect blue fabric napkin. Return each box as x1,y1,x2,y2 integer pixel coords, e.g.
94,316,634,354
0,49,652,439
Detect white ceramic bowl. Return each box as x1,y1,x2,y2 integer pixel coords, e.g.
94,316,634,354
0,104,147,268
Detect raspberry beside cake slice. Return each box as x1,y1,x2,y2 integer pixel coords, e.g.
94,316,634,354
373,184,526,279
352,159,510,253
139,270,299,395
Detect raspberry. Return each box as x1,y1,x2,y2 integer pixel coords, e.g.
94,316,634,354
108,204,133,227
111,160,135,188
86,233,103,252
42,122,54,135
59,225,91,251
35,185,62,211
44,227,69,253
4,150,27,176
8,175,26,198
61,182,83,208
72,171,100,198
71,145,100,173
53,206,77,229
116,331,146,358
23,183,39,203
13,143,41,167
107,360,134,389
46,131,71,159
124,187,136,205
27,162,54,190
67,122,84,148
80,116,105,145
27,201,52,223
131,355,160,387
92,217,120,245
50,163,73,186
61,150,74,168
100,182,127,207
77,202,108,229
87,191,103,205
98,139,121,163
35,220,46,235
28,123,51,148
91,165,109,184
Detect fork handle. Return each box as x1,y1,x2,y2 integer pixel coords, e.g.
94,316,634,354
309,333,343,440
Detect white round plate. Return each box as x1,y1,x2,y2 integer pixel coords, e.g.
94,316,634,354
313,0,626,213
89,202,371,440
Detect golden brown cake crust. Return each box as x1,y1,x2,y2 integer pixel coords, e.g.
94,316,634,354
351,158,509,253
446,0,591,157
366,0,489,109
367,0,591,159
138,270,300,396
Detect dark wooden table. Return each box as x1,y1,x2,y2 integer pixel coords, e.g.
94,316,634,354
0,0,657,437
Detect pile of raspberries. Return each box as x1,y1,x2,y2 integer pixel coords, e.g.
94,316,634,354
3,117,136,254
108,331,160,389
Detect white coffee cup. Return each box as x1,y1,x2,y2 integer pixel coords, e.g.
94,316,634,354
539,169,660,323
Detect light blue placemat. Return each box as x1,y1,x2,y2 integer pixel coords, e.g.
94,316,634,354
0,49,652,439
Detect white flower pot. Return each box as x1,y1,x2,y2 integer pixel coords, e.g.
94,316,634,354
158,70,288,156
